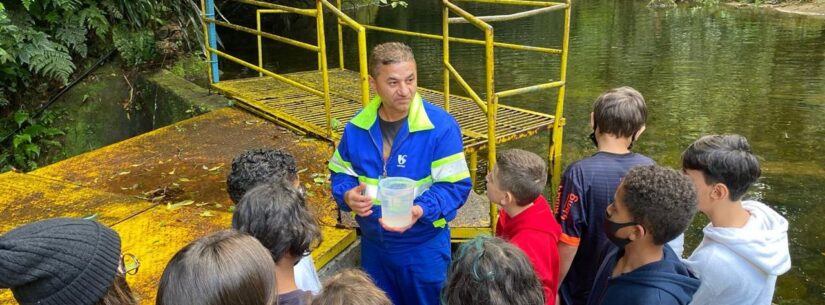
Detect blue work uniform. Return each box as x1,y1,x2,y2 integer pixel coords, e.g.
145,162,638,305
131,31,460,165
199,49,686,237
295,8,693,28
329,93,472,305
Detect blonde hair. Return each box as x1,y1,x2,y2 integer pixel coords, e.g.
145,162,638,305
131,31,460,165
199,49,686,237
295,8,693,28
311,269,392,305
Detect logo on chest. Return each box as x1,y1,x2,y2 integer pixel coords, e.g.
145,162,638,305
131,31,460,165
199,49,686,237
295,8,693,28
397,154,407,168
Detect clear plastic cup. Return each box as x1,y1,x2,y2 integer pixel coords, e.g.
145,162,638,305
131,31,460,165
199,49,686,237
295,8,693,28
379,177,416,228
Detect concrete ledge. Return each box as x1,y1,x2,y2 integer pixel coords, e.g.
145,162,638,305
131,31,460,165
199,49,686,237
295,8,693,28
318,238,362,280
138,69,231,127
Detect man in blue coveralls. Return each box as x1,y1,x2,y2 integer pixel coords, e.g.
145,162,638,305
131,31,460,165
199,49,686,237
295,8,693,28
328,42,472,305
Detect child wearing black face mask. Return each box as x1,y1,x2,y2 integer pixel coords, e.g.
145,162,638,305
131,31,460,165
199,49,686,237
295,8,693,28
586,165,699,305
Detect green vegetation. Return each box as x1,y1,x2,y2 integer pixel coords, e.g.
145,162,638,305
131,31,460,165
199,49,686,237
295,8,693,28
0,0,201,106
0,110,64,172
0,0,202,172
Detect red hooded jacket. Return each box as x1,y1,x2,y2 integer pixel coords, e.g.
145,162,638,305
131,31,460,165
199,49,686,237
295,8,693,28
496,194,562,305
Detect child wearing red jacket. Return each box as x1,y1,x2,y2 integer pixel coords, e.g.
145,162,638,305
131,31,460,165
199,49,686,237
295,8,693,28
487,149,562,305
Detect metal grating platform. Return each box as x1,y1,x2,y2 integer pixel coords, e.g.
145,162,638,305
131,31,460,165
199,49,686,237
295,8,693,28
213,69,555,153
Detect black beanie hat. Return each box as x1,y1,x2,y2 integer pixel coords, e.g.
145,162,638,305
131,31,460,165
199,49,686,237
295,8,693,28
0,218,122,305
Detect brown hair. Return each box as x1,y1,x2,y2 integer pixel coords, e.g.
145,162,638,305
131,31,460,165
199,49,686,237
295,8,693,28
368,42,415,78
310,269,391,305
494,149,547,206
592,86,647,138
94,274,136,305
156,230,277,305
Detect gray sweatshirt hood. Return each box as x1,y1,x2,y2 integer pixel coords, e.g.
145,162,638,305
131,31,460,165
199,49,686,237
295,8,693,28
702,200,791,275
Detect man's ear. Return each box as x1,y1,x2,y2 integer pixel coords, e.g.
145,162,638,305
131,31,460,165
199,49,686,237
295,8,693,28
369,75,376,88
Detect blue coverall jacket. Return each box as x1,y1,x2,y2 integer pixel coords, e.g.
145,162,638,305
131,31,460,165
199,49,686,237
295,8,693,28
329,93,472,305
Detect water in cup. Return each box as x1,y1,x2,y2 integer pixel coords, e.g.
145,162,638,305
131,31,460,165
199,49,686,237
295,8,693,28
379,177,416,228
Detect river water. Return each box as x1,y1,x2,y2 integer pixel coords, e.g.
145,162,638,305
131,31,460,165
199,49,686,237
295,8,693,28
217,1,825,303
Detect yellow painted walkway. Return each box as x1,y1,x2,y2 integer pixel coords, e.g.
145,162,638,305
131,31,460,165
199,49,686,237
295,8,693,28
0,107,355,304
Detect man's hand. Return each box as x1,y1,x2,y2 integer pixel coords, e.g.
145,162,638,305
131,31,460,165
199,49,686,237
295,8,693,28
345,183,373,217
380,205,423,234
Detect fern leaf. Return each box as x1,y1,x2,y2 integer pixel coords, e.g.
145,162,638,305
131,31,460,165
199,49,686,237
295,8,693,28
52,0,81,11
27,41,75,83
22,0,34,11
79,6,109,38
56,17,88,57
100,1,123,19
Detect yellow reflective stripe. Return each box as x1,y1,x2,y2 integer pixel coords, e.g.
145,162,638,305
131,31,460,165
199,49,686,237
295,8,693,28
432,154,470,182
433,218,447,228
439,171,471,183
329,150,357,176
358,176,379,185
431,152,464,169
416,176,432,186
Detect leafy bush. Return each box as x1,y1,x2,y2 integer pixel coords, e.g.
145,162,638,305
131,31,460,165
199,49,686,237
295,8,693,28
113,25,156,65
0,0,202,107
0,110,64,172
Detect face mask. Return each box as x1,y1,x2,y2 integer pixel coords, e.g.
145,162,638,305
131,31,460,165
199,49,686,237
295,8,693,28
590,124,639,150
603,213,637,248
589,131,598,148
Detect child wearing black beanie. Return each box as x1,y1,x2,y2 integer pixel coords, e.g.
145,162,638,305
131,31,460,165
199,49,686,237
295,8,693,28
0,217,135,305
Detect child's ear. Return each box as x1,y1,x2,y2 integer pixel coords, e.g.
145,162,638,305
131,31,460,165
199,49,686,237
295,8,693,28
630,224,646,241
503,191,517,206
634,125,646,140
711,183,729,201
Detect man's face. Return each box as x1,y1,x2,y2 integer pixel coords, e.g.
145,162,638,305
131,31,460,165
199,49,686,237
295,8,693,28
370,61,417,116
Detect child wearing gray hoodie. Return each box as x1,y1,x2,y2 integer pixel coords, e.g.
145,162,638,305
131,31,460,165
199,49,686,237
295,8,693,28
681,134,791,305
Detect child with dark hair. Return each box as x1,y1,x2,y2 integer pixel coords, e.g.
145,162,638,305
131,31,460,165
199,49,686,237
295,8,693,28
227,148,321,294
233,179,322,305
0,218,136,305
310,269,392,305
156,230,278,305
441,236,546,305
486,149,561,305
554,87,683,305
587,165,699,305
681,134,790,305
227,148,298,203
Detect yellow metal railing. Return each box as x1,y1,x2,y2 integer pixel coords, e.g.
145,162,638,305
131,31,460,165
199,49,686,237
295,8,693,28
202,0,372,138
202,0,571,241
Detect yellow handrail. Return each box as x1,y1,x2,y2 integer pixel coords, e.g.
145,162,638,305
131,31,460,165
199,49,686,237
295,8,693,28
324,0,369,106
316,0,333,138
207,47,325,97
458,0,565,7
495,80,564,98
550,0,571,191
362,25,561,54
336,0,345,71
230,0,316,16
443,0,492,30
447,4,567,23
444,62,487,113
209,18,319,52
